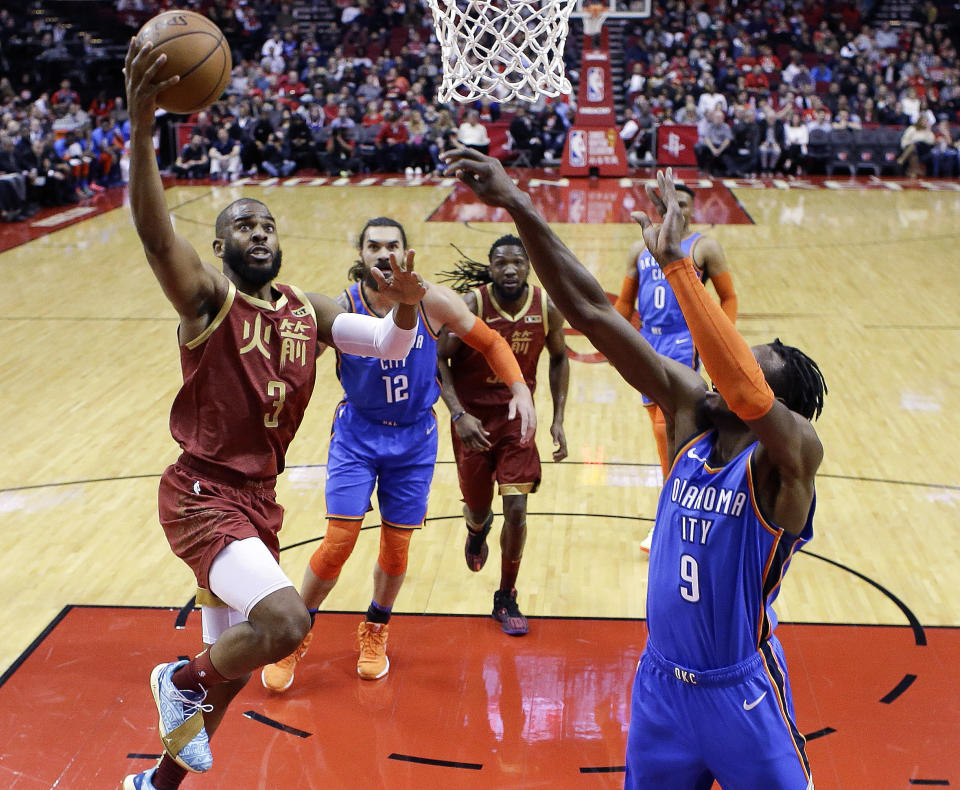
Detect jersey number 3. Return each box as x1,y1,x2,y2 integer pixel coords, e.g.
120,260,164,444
382,374,409,404
264,380,287,428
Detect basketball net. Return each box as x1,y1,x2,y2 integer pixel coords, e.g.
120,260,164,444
427,0,577,103
583,3,608,38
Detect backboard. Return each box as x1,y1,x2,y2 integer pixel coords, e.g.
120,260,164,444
571,0,651,19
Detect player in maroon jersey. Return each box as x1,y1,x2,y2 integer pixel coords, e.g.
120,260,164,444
121,41,426,790
437,235,569,635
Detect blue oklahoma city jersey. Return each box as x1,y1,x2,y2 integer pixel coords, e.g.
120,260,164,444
336,282,440,424
636,233,701,407
646,430,814,670
636,231,702,336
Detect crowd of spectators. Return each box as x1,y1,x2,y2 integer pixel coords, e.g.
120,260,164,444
0,74,129,222
0,0,583,218
1,0,958,222
616,0,960,177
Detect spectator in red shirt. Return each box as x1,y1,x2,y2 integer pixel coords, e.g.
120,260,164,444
277,70,307,106
757,45,781,75
375,111,409,171
88,90,115,120
361,101,384,127
322,93,341,123
51,79,79,109
383,67,411,100
744,65,770,95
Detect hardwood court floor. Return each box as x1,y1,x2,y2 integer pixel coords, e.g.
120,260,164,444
1,173,959,787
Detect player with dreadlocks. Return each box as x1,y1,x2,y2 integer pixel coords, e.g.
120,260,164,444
437,233,569,636
439,146,826,787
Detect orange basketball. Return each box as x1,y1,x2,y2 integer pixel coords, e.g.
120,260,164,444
136,10,232,114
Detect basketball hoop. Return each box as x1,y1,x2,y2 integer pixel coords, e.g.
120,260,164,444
426,0,577,104
583,3,608,37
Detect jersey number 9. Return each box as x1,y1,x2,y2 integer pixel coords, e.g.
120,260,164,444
680,554,700,603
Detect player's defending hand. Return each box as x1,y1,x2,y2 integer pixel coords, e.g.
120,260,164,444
373,249,427,305
439,146,525,209
508,383,537,446
123,38,179,129
630,169,687,266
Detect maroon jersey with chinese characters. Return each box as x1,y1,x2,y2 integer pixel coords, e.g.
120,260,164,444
169,280,319,480
449,284,548,409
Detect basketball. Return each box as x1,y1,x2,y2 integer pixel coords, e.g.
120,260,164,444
135,10,231,114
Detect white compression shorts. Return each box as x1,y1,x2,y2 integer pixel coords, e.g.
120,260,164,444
202,537,295,643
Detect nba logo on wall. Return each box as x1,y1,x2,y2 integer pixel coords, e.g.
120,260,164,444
586,67,604,102
569,130,587,167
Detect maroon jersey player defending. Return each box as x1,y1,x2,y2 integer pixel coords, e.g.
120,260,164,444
121,41,425,790
438,235,569,635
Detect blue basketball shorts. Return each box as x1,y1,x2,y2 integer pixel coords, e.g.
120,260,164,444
624,638,812,790
640,327,700,406
325,401,438,528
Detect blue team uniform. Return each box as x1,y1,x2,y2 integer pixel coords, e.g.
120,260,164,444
636,232,702,406
626,431,814,790
326,283,440,528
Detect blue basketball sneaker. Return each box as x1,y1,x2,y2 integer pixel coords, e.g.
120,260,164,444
121,766,157,789
149,660,213,773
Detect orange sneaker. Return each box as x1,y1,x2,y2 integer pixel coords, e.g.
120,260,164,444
261,631,313,692
356,621,389,680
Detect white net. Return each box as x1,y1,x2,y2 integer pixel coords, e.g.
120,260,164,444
427,0,578,103
582,6,608,36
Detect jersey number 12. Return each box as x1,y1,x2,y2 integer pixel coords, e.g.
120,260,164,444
382,374,409,404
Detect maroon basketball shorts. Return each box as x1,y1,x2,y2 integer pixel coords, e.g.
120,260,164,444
157,456,283,590
451,405,541,511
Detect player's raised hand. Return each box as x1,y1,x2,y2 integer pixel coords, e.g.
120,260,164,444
123,38,179,127
507,383,537,446
373,249,427,305
642,175,669,220
630,169,687,266
439,146,524,209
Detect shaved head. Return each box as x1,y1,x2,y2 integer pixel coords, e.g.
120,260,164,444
215,198,271,238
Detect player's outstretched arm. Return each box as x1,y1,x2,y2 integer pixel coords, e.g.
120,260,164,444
426,283,537,445
124,38,221,324
439,147,702,418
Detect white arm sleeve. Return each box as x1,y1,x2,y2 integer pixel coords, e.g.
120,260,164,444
330,309,418,360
